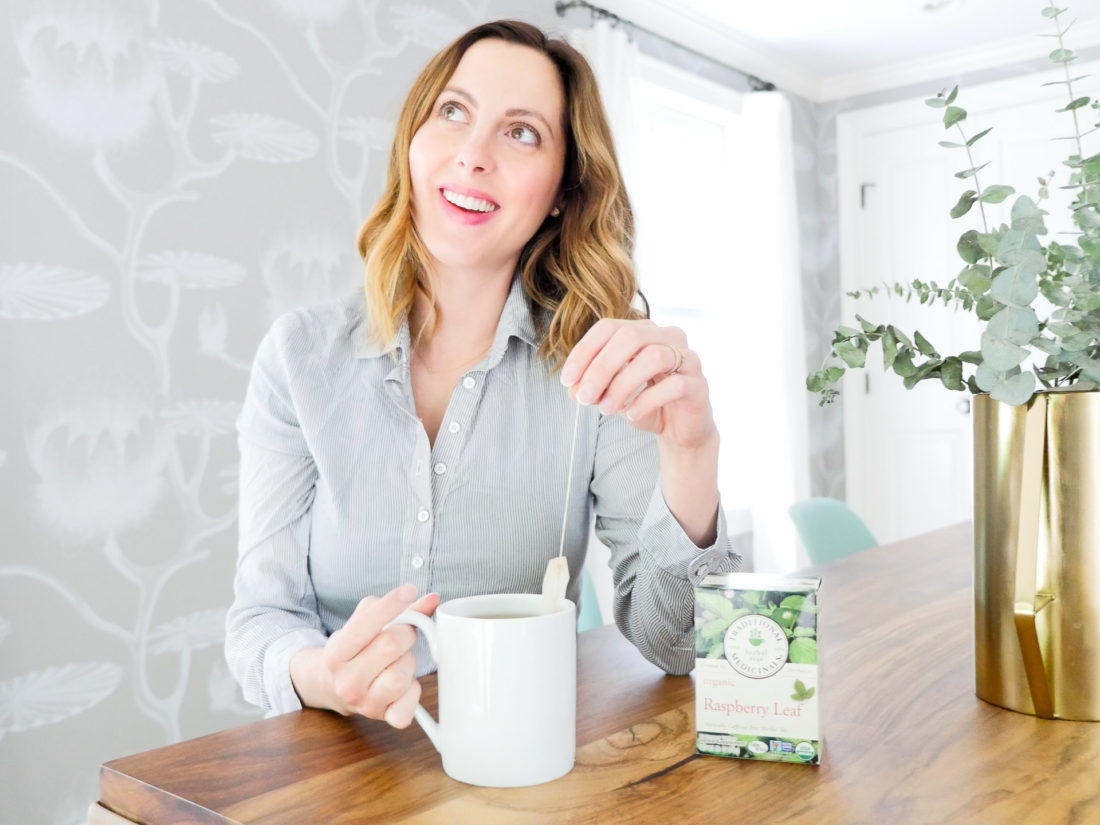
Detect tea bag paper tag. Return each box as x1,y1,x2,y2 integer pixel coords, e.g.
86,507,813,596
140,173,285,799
541,556,570,614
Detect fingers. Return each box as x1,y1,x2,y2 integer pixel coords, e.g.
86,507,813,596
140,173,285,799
383,678,423,729
409,591,441,617
325,584,418,666
561,319,695,416
321,585,438,722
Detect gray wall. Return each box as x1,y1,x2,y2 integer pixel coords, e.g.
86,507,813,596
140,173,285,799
0,2,840,822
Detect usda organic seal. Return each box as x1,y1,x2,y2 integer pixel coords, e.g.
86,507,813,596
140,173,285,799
723,614,789,679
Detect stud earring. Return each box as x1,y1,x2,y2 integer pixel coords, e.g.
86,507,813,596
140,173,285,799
550,207,561,217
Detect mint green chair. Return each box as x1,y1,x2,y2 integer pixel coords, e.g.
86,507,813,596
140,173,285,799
577,567,604,632
788,497,878,565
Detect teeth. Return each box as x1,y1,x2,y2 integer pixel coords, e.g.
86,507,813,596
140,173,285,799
442,189,497,213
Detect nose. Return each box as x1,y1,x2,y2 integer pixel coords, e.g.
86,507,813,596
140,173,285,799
454,128,495,174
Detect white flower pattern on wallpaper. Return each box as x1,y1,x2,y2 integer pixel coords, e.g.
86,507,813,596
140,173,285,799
261,223,360,321
16,2,160,148
137,252,248,290
337,115,395,152
148,611,228,655
0,663,122,741
160,400,242,437
390,4,467,50
28,396,170,540
0,264,111,320
268,0,351,25
210,113,321,164
150,38,240,84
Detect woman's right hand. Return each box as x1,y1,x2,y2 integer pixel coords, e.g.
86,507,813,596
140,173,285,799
290,584,441,727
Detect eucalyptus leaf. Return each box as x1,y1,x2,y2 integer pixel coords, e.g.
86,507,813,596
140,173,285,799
967,127,993,146
1049,48,1077,63
981,184,1016,203
892,348,917,377
987,305,1040,344
981,333,1029,371
956,162,991,180
957,230,985,264
1068,352,1100,381
1040,281,1073,306
990,266,1040,307
914,330,938,357
835,340,867,368
975,362,1003,392
1062,95,1091,111
882,326,899,369
951,190,978,218
976,294,1002,320
959,264,993,294
940,356,965,390
990,371,1037,405
944,106,967,128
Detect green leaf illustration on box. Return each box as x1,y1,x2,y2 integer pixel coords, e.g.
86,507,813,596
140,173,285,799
789,638,818,664
791,679,816,701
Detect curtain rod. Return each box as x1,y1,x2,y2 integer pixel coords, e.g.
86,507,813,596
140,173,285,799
553,0,775,91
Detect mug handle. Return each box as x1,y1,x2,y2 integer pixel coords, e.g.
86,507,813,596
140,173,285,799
384,610,443,752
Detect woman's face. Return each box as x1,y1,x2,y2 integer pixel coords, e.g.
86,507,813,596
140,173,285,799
408,38,567,280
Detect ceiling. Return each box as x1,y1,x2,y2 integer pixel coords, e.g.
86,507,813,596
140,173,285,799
597,0,1100,101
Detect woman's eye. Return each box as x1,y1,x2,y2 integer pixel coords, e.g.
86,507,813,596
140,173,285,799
509,124,539,145
440,103,467,122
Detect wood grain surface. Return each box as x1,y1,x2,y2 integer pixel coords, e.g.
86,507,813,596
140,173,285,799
98,522,1100,824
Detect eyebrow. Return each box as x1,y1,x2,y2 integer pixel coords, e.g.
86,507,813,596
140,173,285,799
441,85,557,140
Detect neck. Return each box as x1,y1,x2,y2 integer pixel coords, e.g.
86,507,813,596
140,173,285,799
410,262,514,363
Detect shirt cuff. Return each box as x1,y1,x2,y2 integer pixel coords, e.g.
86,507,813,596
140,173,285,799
261,627,329,717
638,484,742,584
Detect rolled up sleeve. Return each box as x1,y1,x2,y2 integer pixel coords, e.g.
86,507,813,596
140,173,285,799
591,413,741,676
225,314,328,715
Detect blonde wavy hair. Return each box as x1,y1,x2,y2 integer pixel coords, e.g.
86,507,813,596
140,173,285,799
356,19,646,369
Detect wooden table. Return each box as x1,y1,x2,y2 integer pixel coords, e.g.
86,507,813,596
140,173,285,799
95,523,1100,824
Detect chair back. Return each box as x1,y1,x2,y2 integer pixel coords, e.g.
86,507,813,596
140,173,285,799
577,567,604,632
788,497,878,565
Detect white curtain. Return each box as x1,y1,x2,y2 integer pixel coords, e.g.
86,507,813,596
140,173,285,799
567,21,639,196
729,92,811,573
567,20,641,624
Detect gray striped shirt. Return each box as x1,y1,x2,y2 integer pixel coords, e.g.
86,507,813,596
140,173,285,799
226,275,740,715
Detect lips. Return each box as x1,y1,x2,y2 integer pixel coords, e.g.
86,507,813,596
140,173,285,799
437,186,499,226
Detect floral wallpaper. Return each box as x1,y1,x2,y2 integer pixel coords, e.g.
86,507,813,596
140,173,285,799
0,2,841,822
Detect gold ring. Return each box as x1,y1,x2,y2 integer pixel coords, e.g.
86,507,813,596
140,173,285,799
662,344,684,377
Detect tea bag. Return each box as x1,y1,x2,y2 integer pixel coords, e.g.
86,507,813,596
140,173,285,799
541,403,582,614
541,556,570,614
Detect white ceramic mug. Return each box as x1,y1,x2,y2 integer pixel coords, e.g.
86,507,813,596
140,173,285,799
388,593,576,787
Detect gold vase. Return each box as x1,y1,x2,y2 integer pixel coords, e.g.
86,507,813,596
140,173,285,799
973,389,1100,720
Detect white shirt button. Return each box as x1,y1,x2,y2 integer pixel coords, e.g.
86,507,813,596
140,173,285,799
448,421,461,434
434,462,447,475
462,376,476,390
416,508,430,523
411,555,424,569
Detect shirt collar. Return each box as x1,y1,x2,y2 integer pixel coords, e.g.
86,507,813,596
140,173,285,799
354,274,540,366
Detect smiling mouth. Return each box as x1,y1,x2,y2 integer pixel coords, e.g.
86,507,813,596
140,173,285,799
441,188,499,213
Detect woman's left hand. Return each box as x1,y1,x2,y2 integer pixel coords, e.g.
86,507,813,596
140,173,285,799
560,319,717,450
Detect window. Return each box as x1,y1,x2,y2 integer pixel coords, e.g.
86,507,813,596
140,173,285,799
629,57,751,513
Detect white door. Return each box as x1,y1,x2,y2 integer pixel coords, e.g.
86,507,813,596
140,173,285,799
838,62,1096,544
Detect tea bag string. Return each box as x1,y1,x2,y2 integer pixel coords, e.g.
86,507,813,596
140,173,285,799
557,402,582,558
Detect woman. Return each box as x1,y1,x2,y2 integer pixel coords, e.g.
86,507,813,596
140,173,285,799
226,20,739,727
